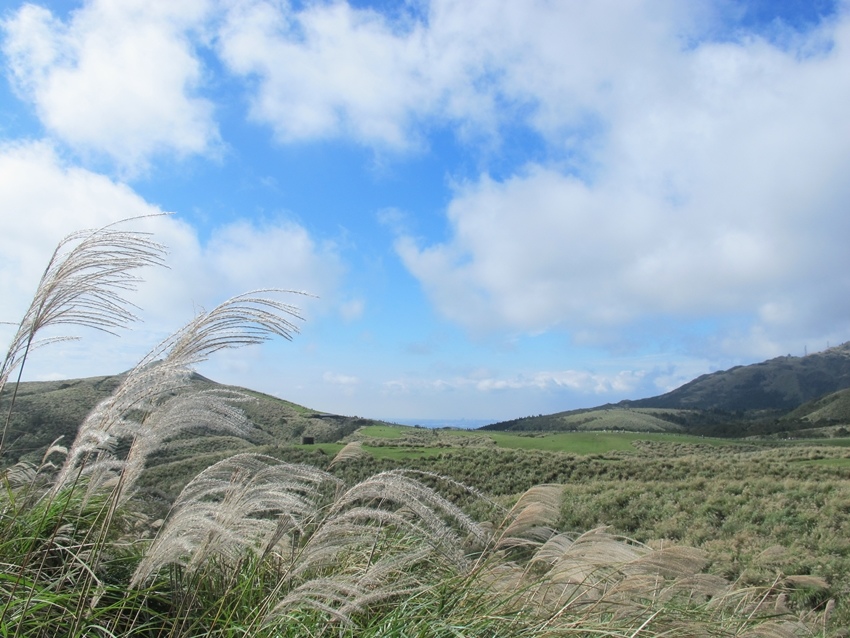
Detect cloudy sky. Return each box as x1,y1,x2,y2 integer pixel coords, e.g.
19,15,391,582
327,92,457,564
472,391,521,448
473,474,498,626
1,0,849,425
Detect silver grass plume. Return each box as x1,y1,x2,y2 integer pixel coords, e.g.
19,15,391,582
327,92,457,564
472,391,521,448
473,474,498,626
493,484,564,550
327,441,367,469
137,289,306,371
1,438,67,490
510,528,742,626
292,469,490,574
0,220,167,452
53,290,306,498
131,454,341,587
133,455,492,628
529,528,650,606
79,389,254,504
264,470,491,626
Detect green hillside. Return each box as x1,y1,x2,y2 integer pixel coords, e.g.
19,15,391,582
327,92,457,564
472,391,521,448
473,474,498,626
785,386,850,426
485,343,850,436
0,373,382,471
482,407,689,433
627,342,850,412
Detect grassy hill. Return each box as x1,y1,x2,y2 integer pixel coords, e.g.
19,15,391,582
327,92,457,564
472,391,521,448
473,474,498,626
627,342,850,412
2,377,848,633
481,406,689,433
484,342,850,436
785,386,850,426
0,372,384,492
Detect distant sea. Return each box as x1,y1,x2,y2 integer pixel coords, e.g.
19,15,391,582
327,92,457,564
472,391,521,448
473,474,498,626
380,418,498,430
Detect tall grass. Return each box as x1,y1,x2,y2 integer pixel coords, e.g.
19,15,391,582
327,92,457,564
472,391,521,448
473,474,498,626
0,223,832,636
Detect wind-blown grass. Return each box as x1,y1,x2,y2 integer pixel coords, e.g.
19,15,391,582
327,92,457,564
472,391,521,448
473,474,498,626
0,224,833,637
0,220,167,457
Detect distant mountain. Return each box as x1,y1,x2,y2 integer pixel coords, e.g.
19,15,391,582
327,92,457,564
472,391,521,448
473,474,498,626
483,342,850,436
622,342,850,412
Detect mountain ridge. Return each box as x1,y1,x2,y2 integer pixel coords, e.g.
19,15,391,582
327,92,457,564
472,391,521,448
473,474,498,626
622,342,850,412
482,342,850,436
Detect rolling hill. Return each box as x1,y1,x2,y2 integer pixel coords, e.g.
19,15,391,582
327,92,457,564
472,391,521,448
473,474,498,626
624,342,850,412
0,372,382,469
483,342,850,436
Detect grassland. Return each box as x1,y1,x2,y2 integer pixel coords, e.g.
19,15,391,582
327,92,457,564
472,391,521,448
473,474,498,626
239,424,846,633
356,423,758,453
9,408,850,636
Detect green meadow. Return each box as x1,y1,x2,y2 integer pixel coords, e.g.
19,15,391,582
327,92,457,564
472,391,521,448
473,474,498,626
355,423,754,454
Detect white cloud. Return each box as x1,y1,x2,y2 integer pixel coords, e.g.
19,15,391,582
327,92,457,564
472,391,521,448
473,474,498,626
208,0,850,356
338,298,365,321
214,0,709,149
202,219,344,308
323,371,359,397
2,0,219,172
324,371,359,386
395,7,850,354
473,369,646,395
382,368,645,397
0,140,166,303
0,140,345,379
218,0,434,148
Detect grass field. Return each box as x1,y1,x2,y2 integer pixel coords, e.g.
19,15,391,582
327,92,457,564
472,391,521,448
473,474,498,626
355,424,758,455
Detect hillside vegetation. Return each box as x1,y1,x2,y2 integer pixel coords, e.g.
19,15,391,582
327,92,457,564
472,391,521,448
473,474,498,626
0,373,382,467
485,344,850,437
629,344,850,411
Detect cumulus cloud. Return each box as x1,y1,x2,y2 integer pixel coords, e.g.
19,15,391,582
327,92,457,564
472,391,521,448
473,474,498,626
0,140,344,378
2,0,219,172
217,0,437,148
382,368,646,397
207,0,850,358
0,140,166,302
324,371,359,386
202,219,343,306
393,6,850,357
213,0,707,149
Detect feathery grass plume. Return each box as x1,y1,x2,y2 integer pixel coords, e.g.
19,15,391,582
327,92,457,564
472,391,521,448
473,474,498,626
131,453,341,588
133,456,494,631
2,439,66,491
264,470,493,629
295,469,490,571
739,620,812,637
522,528,658,613
328,440,368,469
516,531,813,635
0,220,167,455
141,289,307,370
493,484,564,550
53,290,306,498
84,389,255,505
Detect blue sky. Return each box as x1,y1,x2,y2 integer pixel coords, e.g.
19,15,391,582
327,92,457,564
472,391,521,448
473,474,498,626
1,0,849,425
